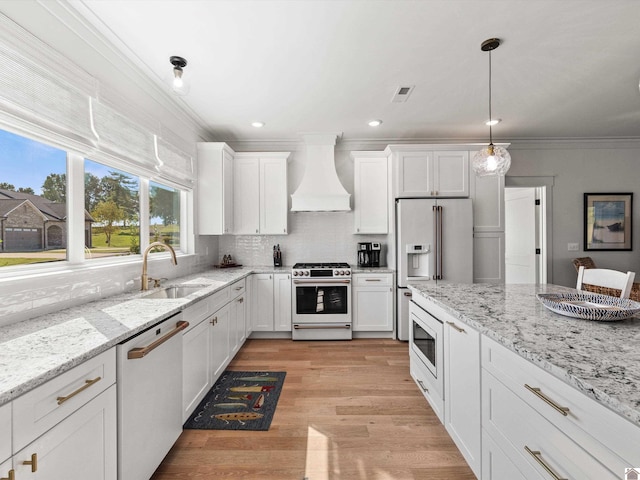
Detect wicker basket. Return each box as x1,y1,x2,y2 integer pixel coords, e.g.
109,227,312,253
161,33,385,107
572,257,640,301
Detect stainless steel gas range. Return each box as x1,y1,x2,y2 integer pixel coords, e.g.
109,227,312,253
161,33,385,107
291,262,352,340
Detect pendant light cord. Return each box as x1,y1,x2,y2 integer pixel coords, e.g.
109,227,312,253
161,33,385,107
488,48,493,145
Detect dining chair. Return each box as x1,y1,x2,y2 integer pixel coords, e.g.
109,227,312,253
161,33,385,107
576,266,636,299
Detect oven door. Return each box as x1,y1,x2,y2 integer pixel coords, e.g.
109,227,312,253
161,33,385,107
292,278,352,340
409,301,444,399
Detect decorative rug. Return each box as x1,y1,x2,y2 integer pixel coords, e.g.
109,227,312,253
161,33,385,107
184,371,286,431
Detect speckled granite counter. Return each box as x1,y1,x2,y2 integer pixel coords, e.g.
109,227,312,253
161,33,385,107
0,266,291,406
407,282,640,427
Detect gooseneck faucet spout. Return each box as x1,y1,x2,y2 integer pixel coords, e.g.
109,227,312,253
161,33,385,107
141,241,178,291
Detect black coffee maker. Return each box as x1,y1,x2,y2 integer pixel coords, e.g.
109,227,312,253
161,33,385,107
357,242,381,267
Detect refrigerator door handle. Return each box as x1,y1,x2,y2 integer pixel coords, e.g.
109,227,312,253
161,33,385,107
433,205,438,280
437,205,443,280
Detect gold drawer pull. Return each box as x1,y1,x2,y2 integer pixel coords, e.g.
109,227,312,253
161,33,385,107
22,453,37,472
365,279,381,282
524,384,570,416
525,446,567,480
128,320,189,359
446,321,466,333
416,380,429,393
57,377,102,405
210,316,218,325
1,469,15,480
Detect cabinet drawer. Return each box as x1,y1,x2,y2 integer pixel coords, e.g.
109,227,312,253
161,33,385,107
482,336,640,468
354,274,392,286
482,369,618,479
209,286,230,312
229,279,246,298
182,297,211,333
409,350,444,422
0,402,10,463
13,348,116,452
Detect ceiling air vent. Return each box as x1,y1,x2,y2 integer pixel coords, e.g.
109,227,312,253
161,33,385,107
392,85,415,103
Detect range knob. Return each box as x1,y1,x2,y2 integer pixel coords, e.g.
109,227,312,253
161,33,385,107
339,270,345,275
304,271,309,276
334,270,339,276
293,271,298,276
345,270,351,276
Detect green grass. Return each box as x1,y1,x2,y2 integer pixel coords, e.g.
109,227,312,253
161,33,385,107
0,258,60,267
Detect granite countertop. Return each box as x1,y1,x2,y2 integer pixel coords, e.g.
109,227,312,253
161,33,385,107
407,282,640,427
0,265,294,406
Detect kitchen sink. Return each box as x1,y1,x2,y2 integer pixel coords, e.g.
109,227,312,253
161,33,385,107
142,285,207,299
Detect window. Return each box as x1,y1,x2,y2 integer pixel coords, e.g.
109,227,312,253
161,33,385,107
150,181,181,252
84,159,140,260
0,128,67,267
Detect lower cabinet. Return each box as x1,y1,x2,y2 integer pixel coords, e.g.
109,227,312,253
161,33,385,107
9,348,117,480
444,317,481,477
13,386,117,480
352,273,393,331
182,316,212,422
0,402,10,469
210,303,231,382
252,273,291,332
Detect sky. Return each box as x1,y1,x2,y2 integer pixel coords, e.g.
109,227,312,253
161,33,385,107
0,128,139,194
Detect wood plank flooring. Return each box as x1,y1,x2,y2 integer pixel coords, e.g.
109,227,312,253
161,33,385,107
151,339,476,480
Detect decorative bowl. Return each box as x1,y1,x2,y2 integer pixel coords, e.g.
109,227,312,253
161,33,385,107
536,292,640,321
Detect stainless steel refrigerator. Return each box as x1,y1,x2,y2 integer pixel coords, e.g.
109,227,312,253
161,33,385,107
396,198,474,340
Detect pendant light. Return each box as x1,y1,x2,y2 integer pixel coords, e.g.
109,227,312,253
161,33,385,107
169,56,190,96
472,38,511,177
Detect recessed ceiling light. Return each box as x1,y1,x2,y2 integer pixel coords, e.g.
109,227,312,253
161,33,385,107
485,118,501,126
368,120,383,127
251,121,265,128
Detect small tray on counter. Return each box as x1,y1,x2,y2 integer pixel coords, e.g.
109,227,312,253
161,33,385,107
537,292,640,321
213,263,243,269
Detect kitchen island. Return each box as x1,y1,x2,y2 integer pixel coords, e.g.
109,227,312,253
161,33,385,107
408,281,640,479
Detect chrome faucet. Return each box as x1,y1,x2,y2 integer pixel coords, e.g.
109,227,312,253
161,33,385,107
141,242,177,291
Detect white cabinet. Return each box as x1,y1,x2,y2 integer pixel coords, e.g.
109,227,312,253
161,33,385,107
182,316,211,422
388,146,469,198
197,142,234,234
274,273,292,331
233,153,289,235
251,273,291,332
210,303,231,381
482,335,640,479
0,403,10,466
444,317,481,477
229,278,247,354
352,273,393,331
11,348,117,480
252,273,274,331
351,152,388,234
13,386,117,480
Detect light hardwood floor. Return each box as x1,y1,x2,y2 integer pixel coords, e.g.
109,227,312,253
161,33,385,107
151,339,476,480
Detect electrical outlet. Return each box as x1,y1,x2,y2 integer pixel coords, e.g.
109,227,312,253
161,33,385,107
568,243,579,251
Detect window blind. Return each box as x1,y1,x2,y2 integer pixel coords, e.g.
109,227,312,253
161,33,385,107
154,136,194,187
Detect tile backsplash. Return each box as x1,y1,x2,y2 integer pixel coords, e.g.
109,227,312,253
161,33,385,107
219,211,388,266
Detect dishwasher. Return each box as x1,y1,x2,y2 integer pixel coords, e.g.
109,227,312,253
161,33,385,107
117,312,188,480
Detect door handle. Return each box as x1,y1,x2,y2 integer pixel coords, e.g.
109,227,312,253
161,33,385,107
0,469,15,480
403,291,412,297
127,320,189,359
22,453,37,472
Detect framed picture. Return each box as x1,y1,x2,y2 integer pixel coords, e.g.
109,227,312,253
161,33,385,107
584,193,633,251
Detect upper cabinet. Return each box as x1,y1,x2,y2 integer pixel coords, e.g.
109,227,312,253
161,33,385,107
351,151,389,234
234,153,289,235
387,146,469,198
197,142,234,235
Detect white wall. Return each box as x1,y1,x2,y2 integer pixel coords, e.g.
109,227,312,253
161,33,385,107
508,140,640,287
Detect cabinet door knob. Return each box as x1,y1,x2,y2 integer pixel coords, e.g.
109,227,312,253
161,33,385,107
23,453,37,472
256,229,259,233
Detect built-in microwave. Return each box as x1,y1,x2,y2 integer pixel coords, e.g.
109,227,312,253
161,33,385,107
409,301,444,400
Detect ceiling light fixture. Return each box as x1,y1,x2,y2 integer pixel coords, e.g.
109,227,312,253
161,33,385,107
472,38,511,177
169,56,190,96
485,118,501,126
368,120,383,127
251,121,265,128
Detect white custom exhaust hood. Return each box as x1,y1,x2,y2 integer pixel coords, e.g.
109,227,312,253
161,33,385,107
291,133,351,212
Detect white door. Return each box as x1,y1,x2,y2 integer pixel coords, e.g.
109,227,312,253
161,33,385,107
505,188,537,283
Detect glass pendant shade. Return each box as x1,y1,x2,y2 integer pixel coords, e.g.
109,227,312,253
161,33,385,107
472,144,511,176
